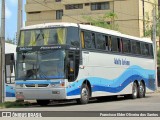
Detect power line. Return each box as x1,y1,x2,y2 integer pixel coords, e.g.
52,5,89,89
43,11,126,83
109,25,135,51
29,0,153,33
32,0,83,23
32,0,154,23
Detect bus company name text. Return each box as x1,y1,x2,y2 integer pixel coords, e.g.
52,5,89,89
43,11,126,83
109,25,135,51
114,58,130,66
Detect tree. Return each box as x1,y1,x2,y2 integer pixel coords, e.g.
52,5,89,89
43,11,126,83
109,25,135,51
83,12,119,31
144,11,160,37
5,37,16,44
144,8,160,66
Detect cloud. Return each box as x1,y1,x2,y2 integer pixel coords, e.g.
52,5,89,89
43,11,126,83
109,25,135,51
5,5,12,19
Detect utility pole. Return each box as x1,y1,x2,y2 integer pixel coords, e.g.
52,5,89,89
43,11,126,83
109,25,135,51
0,0,5,103
17,0,23,44
152,5,158,90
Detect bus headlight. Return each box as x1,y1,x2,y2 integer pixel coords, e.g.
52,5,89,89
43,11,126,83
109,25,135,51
60,82,65,87
16,84,23,88
50,82,65,87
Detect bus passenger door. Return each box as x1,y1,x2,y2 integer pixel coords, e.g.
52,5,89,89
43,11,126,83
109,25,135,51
5,53,16,101
67,51,80,82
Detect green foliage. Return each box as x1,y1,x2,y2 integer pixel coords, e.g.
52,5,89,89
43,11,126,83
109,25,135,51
144,11,160,37
0,101,31,108
5,37,16,44
83,12,119,30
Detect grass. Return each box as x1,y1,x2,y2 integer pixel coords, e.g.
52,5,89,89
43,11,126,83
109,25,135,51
0,101,32,108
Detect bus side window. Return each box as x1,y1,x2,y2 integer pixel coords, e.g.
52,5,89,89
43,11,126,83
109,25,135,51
111,36,120,52
84,31,92,49
105,36,109,51
117,38,121,52
96,34,105,50
122,38,131,53
132,41,141,55
91,33,96,49
141,42,149,56
149,44,154,57
81,31,85,48
83,31,96,49
108,36,112,51
5,53,15,84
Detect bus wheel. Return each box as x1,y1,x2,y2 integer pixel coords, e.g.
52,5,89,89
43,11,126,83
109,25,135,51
77,84,89,104
131,82,138,99
37,100,50,106
138,81,145,98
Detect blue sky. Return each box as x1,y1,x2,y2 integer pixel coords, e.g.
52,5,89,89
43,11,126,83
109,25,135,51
0,0,26,40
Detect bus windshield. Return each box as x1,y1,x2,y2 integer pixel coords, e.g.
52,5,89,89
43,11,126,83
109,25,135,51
16,50,65,80
18,27,79,47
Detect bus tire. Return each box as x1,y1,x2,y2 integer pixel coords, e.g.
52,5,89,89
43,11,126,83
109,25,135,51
77,84,89,104
131,82,138,99
138,81,145,98
37,100,50,106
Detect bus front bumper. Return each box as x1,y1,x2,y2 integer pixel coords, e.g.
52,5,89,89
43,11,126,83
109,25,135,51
16,88,66,100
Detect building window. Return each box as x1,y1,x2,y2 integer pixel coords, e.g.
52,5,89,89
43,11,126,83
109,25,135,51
85,3,90,6
28,11,41,14
65,4,83,10
91,2,109,10
55,0,61,2
56,10,63,20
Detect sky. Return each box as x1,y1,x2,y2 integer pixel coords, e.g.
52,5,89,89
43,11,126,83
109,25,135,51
0,0,26,40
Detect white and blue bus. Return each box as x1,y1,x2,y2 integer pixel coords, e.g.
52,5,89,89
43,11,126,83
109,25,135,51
5,43,16,101
15,23,155,105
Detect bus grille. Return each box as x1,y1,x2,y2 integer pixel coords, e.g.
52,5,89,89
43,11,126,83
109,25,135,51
25,84,49,88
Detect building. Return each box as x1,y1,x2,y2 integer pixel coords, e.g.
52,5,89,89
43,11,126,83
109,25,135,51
25,0,156,37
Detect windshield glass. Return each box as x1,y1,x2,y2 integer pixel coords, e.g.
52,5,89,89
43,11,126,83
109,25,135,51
16,50,65,80
18,27,80,47
19,28,66,46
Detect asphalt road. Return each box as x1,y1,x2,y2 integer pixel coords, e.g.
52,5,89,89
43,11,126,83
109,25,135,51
1,92,160,111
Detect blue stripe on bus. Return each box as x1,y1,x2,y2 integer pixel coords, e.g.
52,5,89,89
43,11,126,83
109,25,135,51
67,65,155,96
6,92,15,97
16,80,61,85
6,85,15,97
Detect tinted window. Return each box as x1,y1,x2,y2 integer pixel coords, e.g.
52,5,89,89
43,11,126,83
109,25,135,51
122,38,131,53
67,27,80,47
149,44,154,57
65,4,83,10
111,36,121,52
96,34,106,50
91,2,109,10
132,41,141,54
19,28,66,46
141,43,149,56
84,31,96,49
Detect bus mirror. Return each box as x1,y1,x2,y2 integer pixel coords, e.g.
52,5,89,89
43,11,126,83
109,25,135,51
22,63,26,71
69,60,74,72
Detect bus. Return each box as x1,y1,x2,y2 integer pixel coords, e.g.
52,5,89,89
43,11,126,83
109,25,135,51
15,23,155,105
5,43,16,101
